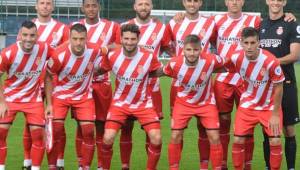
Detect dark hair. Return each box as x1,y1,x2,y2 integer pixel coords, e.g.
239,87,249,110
184,34,201,45
121,24,140,37
82,0,100,4
21,20,37,30
70,23,87,33
241,27,259,40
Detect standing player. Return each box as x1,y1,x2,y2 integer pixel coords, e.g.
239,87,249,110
228,27,284,170
165,0,215,169
115,0,169,169
212,0,260,169
45,24,104,170
21,0,69,169
152,35,224,170
70,0,118,169
260,0,300,169
0,21,51,170
100,24,162,170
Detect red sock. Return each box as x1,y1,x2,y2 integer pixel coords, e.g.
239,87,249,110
145,134,150,154
270,144,282,170
30,128,45,166
23,124,31,160
120,122,133,168
168,143,182,170
147,143,162,170
96,129,103,168
75,126,83,166
219,118,230,169
244,137,254,170
210,144,223,170
0,128,8,164
102,143,113,170
80,124,95,168
47,122,64,168
232,143,245,170
198,128,209,169
57,126,66,161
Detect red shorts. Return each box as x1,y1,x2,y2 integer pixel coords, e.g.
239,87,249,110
234,107,283,137
53,98,96,121
151,90,163,119
170,85,178,109
105,106,160,132
92,82,112,121
171,102,220,130
214,81,244,113
0,102,45,126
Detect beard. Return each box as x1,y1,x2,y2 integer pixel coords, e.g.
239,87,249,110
136,10,151,20
123,46,137,55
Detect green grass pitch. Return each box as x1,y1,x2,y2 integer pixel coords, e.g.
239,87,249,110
4,64,300,169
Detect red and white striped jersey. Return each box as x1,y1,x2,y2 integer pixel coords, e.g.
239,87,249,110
101,47,162,109
33,18,69,48
165,15,215,56
47,42,103,100
116,18,169,92
0,42,52,102
214,13,261,85
164,53,223,106
225,49,285,110
72,18,119,82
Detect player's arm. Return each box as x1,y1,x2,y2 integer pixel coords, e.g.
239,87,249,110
278,43,300,64
0,73,8,119
44,70,54,117
269,82,283,137
149,67,166,77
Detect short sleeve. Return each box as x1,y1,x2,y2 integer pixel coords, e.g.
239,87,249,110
115,25,121,44
111,22,120,44
224,56,236,73
99,54,111,72
61,25,70,45
47,54,62,74
269,59,285,83
212,54,224,70
0,51,9,73
161,25,172,48
149,53,162,72
289,22,300,43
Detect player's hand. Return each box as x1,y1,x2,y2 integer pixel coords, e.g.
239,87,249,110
173,12,185,23
284,12,297,22
0,102,8,119
44,104,53,118
269,114,280,136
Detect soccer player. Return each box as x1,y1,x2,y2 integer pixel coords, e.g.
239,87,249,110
156,35,224,170
259,0,300,169
100,24,162,170
228,27,284,170
115,0,169,168
165,0,216,168
212,1,260,169
21,0,69,169
0,20,52,170
71,0,119,169
45,23,104,170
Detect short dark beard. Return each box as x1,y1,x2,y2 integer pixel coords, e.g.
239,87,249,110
136,11,151,21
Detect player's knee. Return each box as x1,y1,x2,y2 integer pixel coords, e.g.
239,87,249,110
233,136,245,144
269,137,281,146
207,131,221,145
283,125,295,137
220,113,231,120
170,130,183,144
148,130,162,145
103,130,117,145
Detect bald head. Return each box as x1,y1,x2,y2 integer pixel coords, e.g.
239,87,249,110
134,0,153,21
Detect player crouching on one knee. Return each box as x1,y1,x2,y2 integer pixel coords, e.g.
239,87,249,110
150,34,224,170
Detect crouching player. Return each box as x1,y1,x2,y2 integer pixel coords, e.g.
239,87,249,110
100,24,162,170
151,34,224,170
227,27,284,170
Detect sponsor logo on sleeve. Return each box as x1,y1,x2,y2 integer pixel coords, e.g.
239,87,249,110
275,66,282,76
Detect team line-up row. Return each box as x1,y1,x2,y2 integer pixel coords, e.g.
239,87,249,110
0,0,299,170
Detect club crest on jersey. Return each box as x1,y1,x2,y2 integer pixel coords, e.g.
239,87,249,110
137,65,144,74
276,27,284,35
199,29,206,38
48,58,54,68
261,29,266,34
100,33,106,41
260,68,266,76
151,33,157,41
87,62,94,71
200,72,207,80
36,57,41,66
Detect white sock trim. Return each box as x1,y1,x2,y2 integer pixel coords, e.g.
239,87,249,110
23,159,32,167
